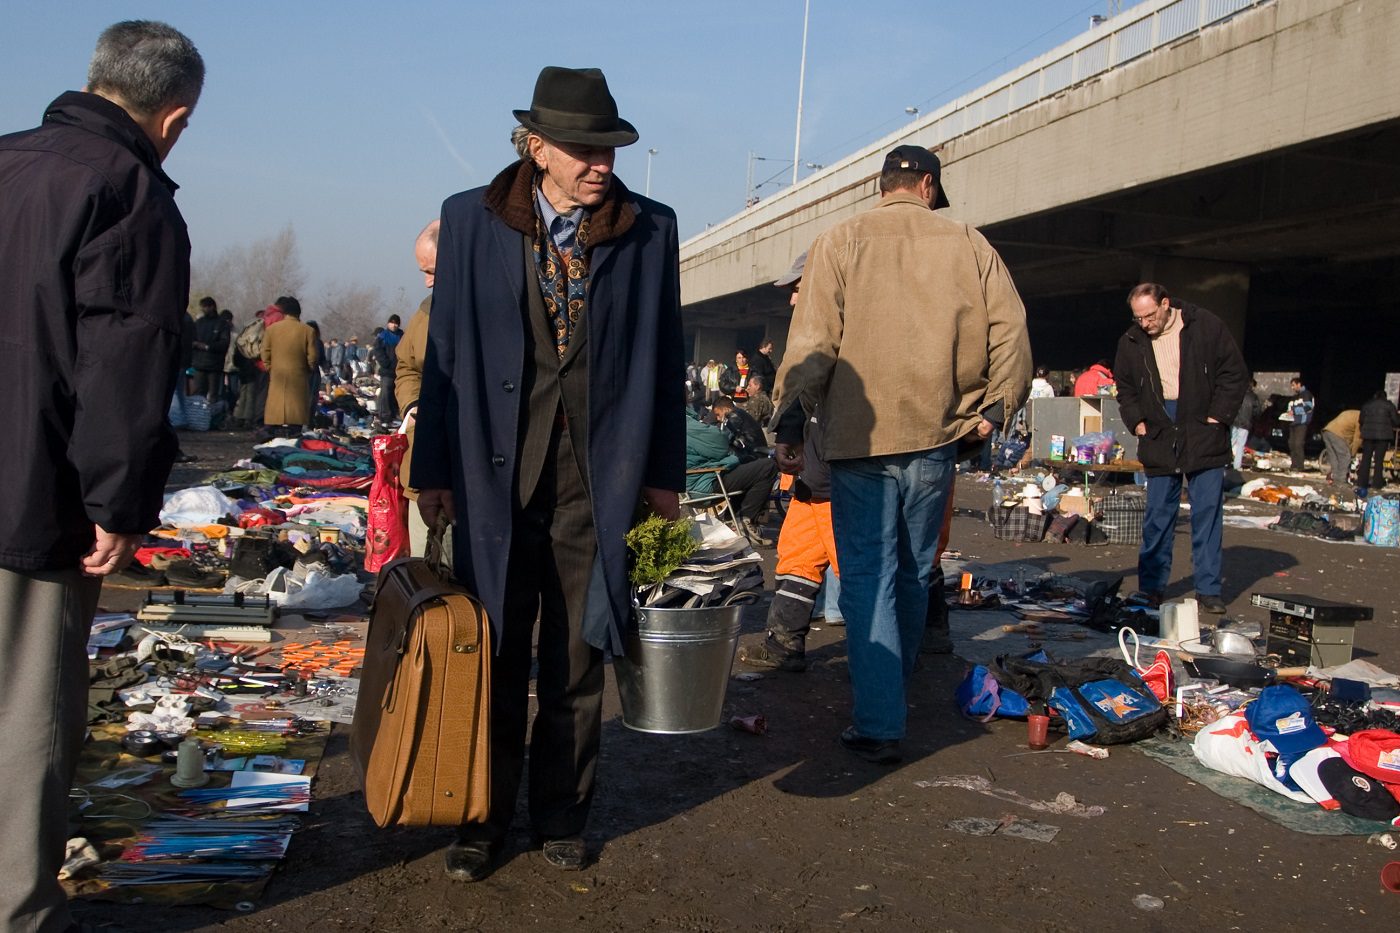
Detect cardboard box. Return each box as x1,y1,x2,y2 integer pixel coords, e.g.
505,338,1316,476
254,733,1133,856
1057,491,1095,516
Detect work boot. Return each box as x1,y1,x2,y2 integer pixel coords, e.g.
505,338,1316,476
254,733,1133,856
739,635,808,672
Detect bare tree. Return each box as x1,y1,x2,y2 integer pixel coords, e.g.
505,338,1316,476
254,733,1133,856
189,224,307,319
317,282,385,344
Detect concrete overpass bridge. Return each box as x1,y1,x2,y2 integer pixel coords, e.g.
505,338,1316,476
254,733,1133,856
680,0,1400,413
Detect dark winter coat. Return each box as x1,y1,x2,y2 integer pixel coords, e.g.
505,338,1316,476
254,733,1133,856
1359,396,1400,441
0,92,187,571
1113,301,1247,477
412,160,685,653
720,407,768,463
192,311,230,372
1232,388,1262,431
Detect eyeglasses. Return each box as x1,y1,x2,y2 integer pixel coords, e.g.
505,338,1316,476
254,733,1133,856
1131,312,1157,323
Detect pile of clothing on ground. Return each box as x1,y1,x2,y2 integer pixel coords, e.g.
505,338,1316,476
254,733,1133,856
112,435,374,600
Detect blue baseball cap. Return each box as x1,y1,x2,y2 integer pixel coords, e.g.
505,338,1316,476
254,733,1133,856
1246,685,1327,765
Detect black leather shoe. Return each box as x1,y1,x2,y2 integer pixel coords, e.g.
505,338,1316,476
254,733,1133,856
540,836,586,871
1197,594,1227,615
839,726,902,764
444,840,497,882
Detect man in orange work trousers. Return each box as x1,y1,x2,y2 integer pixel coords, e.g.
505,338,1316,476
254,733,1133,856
740,254,955,672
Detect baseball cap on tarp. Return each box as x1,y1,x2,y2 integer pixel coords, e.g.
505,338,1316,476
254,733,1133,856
1335,729,1400,784
1288,746,1400,824
1245,685,1327,766
883,144,950,209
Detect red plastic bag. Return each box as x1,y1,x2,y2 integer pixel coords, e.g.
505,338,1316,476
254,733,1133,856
1138,649,1175,703
364,434,409,573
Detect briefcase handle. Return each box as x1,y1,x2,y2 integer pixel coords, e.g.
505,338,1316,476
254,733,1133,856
425,515,454,581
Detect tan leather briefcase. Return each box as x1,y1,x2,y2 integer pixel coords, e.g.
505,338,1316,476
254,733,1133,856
351,551,491,827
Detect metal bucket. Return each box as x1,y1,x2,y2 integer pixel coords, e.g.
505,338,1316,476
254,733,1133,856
613,605,743,734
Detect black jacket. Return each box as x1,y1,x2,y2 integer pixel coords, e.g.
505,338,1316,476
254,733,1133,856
775,402,831,501
0,92,187,571
1113,301,1247,477
192,311,230,372
721,406,768,463
1359,397,1400,441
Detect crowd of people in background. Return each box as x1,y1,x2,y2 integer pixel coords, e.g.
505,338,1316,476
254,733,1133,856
174,294,412,439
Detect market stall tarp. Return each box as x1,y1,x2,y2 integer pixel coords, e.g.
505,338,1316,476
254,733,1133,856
1135,736,1382,835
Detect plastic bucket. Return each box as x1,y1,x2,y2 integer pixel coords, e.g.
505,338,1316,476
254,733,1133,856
613,605,743,734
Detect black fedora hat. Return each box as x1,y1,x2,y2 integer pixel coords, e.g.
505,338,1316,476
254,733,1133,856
513,66,639,148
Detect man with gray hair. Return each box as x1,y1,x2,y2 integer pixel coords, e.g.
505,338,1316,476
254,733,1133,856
414,66,683,880
0,20,202,930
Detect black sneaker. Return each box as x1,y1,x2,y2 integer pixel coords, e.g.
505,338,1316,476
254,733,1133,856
738,640,808,672
839,725,901,764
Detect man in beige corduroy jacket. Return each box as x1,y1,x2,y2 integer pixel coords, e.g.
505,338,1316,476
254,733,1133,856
773,144,1031,763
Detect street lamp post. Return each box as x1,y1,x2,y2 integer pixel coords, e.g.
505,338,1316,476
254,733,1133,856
792,0,810,186
645,147,658,197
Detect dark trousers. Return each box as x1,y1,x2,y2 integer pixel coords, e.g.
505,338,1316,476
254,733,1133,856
191,369,222,401
1360,438,1391,490
378,375,398,424
723,457,778,520
1288,423,1308,470
1139,466,1225,598
463,425,601,845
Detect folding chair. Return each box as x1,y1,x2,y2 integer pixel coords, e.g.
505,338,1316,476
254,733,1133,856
681,466,745,536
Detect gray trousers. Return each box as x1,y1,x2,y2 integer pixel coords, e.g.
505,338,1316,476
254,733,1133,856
0,567,100,933
1320,430,1351,483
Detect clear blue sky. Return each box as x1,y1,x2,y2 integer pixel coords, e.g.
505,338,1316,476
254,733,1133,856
1,1,1137,316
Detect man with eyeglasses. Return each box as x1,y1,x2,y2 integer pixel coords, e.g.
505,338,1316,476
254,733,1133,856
1114,283,1247,615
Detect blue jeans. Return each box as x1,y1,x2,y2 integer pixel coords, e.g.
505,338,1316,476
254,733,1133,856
819,564,843,622
831,445,955,740
1139,466,1225,597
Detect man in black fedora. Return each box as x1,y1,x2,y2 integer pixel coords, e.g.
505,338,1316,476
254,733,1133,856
413,66,684,880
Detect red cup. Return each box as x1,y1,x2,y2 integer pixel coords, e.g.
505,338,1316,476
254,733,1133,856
1382,861,1400,894
1027,714,1050,750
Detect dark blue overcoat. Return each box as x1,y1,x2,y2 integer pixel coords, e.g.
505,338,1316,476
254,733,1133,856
412,162,685,653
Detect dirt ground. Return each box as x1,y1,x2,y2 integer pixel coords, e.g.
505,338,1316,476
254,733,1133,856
78,428,1400,932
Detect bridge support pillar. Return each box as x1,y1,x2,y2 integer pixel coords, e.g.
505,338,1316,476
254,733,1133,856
1139,257,1249,349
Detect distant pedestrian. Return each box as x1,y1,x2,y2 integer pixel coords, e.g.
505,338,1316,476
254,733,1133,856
1318,408,1360,486
1029,366,1056,399
750,336,778,390
0,20,202,931
260,296,317,434
1115,283,1247,616
1073,360,1115,397
1286,376,1314,471
1231,378,1263,470
1357,390,1400,495
190,296,229,401
373,315,402,425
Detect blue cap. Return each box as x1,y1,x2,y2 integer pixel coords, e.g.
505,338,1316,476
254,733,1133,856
1246,685,1327,765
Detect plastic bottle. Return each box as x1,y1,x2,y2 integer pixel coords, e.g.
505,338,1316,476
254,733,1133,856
992,477,1004,506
